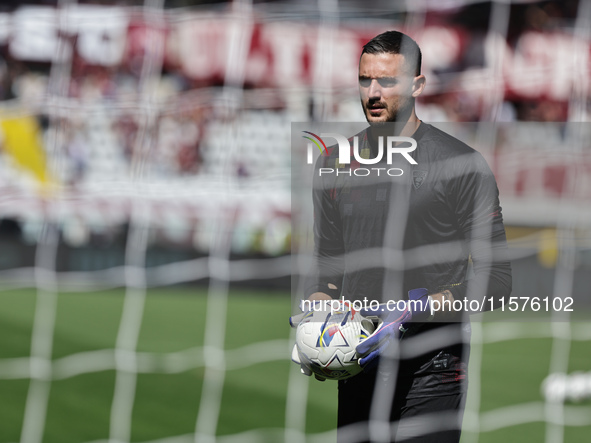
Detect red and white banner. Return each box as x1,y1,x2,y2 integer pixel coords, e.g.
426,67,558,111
3,7,589,100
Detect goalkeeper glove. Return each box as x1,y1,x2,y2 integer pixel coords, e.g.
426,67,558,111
355,288,432,370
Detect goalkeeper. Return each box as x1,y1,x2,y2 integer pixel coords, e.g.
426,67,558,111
297,30,512,443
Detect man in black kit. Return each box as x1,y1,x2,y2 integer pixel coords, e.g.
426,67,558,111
295,31,512,442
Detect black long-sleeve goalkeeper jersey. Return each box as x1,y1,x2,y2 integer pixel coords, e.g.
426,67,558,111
306,123,512,391
308,122,511,306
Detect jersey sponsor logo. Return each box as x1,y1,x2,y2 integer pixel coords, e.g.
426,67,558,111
412,170,428,189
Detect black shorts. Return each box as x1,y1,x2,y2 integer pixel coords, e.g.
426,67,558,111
337,353,467,443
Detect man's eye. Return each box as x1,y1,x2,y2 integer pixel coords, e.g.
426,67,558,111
377,78,396,87
359,78,371,87
359,78,397,87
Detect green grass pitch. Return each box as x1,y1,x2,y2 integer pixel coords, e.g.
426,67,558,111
0,287,589,442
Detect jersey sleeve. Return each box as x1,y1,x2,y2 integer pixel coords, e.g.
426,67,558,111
304,155,345,298
446,151,512,310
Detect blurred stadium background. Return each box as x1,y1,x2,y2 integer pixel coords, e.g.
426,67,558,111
0,0,590,442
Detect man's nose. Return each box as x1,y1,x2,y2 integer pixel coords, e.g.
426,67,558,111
367,80,381,99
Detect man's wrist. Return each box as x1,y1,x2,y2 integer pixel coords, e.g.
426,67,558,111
429,289,460,320
308,292,333,301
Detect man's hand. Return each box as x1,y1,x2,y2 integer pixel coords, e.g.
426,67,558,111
355,288,432,370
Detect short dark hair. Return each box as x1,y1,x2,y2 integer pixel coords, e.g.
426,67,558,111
361,30,422,76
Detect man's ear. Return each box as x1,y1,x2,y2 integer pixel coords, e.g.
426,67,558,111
412,75,426,98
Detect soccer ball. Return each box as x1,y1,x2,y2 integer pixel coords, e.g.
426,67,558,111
294,305,375,380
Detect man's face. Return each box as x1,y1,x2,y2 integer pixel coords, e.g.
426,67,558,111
358,52,422,123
